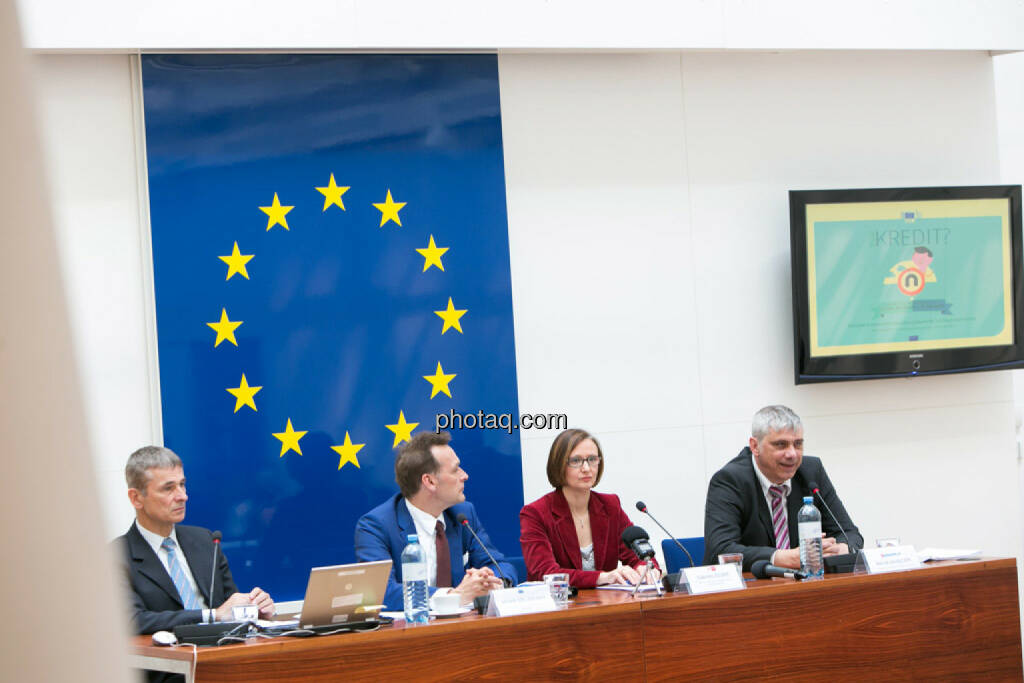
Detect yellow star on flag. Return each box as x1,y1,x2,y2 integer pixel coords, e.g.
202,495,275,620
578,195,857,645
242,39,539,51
206,308,243,347
226,374,262,413
416,235,449,272
331,432,365,470
218,241,254,281
385,410,419,447
423,362,456,399
372,189,406,227
259,192,294,231
434,297,467,334
316,173,350,212
273,418,307,457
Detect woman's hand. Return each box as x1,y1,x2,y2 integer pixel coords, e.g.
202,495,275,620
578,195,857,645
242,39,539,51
597,565,643,585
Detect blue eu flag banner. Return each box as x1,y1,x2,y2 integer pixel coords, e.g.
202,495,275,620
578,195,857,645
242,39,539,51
142,55,523,600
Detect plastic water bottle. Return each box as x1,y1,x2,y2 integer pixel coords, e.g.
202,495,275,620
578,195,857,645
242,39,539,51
797,496,824,580
401,534,430,623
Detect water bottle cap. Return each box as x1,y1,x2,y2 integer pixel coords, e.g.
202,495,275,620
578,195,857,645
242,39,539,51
407,534,418,543
803,496,813,504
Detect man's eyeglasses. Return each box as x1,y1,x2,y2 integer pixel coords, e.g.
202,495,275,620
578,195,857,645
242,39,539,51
567,455,601,469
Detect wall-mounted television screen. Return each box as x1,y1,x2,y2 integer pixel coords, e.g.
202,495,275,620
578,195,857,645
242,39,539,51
789,185,1024,384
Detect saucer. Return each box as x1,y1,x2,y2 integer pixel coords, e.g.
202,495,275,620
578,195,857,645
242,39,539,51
430,607,472,618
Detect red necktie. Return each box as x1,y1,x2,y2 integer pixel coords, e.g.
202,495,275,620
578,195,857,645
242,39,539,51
435,520,451,587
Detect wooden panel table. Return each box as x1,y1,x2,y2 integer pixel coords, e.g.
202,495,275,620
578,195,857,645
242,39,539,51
642,558,1023,681
132,589,642,681
131,559,1022,682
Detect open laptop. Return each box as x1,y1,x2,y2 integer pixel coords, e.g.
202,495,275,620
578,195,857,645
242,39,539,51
290,559,392,629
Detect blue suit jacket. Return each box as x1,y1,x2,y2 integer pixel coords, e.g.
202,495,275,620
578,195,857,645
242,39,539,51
354,493,517,610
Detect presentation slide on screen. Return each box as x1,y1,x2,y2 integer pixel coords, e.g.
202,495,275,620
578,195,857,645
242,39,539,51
807,198,1013,357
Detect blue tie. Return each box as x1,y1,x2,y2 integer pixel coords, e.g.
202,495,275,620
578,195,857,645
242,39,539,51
161,537,203,610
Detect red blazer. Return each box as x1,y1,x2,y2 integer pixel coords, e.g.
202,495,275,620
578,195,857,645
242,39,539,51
520,489,652,588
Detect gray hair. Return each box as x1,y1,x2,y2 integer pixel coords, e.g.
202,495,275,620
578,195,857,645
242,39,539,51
125,446,183,492
751,405,803,441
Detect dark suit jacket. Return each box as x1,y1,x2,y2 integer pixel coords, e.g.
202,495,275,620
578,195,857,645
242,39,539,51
703,448,863,571
354,493,517,610
520,489,651,588
117,523,237,634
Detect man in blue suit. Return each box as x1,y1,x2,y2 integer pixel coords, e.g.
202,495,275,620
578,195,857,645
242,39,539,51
355,431,517,610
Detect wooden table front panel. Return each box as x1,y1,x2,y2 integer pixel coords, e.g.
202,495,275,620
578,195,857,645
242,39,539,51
641,559,1023,682
163,595,643,682
132,560,1023,682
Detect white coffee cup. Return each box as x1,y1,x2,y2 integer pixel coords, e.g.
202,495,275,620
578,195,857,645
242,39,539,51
431,592,462,613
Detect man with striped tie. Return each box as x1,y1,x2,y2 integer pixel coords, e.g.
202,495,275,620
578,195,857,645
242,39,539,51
117,446,274,634
703,405,862,571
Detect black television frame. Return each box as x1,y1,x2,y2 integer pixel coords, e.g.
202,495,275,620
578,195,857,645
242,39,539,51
790,184,1024,384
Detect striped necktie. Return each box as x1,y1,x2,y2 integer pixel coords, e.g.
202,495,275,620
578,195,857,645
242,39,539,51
161,537,203,610
769,485,790,550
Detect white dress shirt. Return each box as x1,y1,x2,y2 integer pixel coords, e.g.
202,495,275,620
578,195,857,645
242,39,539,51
135,521,212,618
404,499,448,588
750,455,792,565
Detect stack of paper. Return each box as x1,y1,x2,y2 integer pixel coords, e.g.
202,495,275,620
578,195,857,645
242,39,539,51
595,583,662,592
917,548,982,562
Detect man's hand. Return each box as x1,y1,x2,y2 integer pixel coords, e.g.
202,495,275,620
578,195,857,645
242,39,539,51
773,548,802,569
822,538,849,556
215,593,253,622
248,587,274,617
214,588,274,621
453,567,503,604
776,537,849,572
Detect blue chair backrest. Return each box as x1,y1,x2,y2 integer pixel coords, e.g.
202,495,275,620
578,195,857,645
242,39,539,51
505,556,528,585
661,537,705,573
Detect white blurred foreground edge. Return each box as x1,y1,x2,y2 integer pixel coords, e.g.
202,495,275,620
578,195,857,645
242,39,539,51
0,0,134,680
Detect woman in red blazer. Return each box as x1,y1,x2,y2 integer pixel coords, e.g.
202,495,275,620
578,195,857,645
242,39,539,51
520,428,660,588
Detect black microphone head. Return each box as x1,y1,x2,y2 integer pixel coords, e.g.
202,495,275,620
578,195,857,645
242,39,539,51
211,530,222,542
621,525,655,559
806,481,821,494
620,525,649,545
751,560,770,579
455,513,469,525
635,501,647,513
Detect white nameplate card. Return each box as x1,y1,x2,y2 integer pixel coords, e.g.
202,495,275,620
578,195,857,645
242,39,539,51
486,584,558,617
683,564,745,595
860,545,922,574
232,604,259,621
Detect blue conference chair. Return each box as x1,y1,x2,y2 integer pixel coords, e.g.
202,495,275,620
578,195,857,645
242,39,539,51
505,555,528,585
661,537,705,573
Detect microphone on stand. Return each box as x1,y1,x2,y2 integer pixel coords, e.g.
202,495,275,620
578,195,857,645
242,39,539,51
456,514,511,615
806,482,858,552
635,501,695,568
751,559,808,581
455,513,510,586
208,530,222,622
620,526,663,597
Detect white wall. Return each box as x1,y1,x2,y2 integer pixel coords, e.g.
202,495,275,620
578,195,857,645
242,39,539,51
502,50,1019,567
31,51,1022,577
31,54,159,536
994,51,1024,598
15,0,1024,51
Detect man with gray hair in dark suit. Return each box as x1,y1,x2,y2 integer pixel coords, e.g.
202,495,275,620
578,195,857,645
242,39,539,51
116,446,275,634
703,405,862,571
